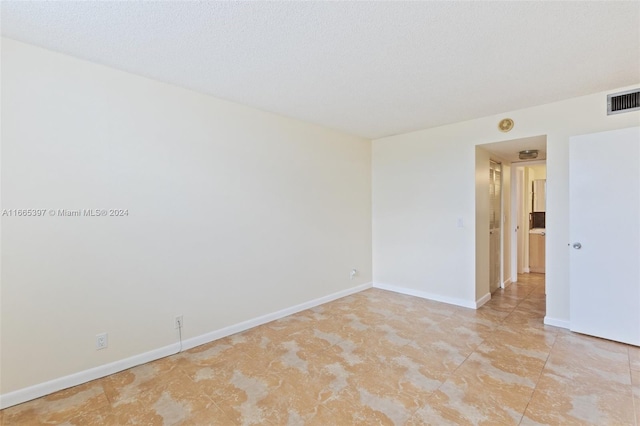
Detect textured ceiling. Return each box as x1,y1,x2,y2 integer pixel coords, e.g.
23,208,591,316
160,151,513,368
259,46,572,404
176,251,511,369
2,1,639,139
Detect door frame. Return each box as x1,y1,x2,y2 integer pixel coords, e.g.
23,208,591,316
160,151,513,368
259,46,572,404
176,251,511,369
510,159,546,283
475,138,548,309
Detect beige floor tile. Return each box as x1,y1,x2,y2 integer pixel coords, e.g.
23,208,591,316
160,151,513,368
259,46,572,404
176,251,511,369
630,346,640,371
544,333,632,390
500,310,547,332
49,404,114,425
101,361,215,423
104,399,165,425
410,310,496,347
341,349,441,411
472,306,513,325
470,340,548,384
182,352,283,407
180,337,250,367
500,285,534,300
487,324,556,354
2,380,110,425
522,371,635,425
412,351,537,425
102,361,188,407
3,273,638,426
322,365,422,416
322,389,414,425
631,369,640,425
514,301,546,317
181,402,238,425
412,385,525,425
483,296,521,312
406,408,467,426
398,340,468,381
213,377,333,426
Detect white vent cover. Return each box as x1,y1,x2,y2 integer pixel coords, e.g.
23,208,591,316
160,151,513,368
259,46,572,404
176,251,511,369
607,89,640,115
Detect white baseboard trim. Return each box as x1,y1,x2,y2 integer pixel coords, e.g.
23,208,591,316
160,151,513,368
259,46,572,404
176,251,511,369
475,292,491,308
373,282,476,309
0,343,179,410
501,278,512,289
523,267,531,273
544,316,570,330
0,282,372,410
180,282,372,351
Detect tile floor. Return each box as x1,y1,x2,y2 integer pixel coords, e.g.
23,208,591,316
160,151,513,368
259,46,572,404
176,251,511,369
2,274,639,425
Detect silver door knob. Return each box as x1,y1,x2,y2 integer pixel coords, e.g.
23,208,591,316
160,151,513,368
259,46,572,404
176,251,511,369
573,242,582,249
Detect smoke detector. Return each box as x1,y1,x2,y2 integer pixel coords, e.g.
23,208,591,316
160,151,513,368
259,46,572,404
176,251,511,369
519,150,539,160
498,118,514,132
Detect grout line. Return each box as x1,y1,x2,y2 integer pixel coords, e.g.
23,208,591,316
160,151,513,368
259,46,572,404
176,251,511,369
628,347,638,426
517,279,556,425
518,339,556,425
209,398,242,426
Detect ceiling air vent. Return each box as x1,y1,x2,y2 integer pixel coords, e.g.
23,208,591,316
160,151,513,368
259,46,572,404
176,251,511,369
607,88,640,115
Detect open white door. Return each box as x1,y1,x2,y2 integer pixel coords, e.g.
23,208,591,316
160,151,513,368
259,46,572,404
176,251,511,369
569,126,640,346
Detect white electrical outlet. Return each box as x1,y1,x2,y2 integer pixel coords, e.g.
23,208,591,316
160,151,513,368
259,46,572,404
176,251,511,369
175,315,183,329
96,333,108,350
350,269,357,280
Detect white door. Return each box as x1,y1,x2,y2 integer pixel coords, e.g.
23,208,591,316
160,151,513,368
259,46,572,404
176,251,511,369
569,126,640,346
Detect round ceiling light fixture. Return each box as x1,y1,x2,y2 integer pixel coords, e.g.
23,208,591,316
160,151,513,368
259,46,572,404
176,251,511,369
519,150,539,160
498,118,514,132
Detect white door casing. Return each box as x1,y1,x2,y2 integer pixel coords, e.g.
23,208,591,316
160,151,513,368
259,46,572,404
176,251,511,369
569,126,640,346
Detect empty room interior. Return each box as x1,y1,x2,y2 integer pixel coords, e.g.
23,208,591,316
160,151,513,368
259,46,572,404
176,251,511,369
1,2,640,425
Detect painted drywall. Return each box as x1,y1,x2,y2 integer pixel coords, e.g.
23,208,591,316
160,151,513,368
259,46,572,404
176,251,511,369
0,38,372,395
529,165,547,180
373,83,640,321
372,130,477,304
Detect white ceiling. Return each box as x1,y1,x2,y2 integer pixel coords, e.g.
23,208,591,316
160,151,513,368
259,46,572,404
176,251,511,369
1,1,639,139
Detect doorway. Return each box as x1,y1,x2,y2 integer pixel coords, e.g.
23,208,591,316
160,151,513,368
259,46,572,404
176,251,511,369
475,135,547,304
512,161,547,276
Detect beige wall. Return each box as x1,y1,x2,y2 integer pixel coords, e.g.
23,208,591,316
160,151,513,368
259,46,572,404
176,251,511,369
0,39,372,395
529,165,547,180
373,83,640,323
